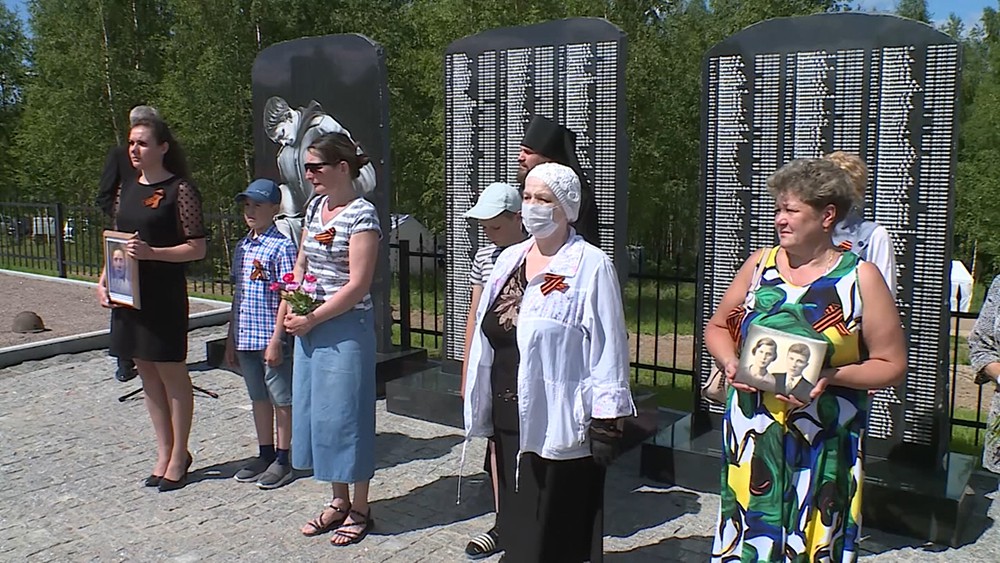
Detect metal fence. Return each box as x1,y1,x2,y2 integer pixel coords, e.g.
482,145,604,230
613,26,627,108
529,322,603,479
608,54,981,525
950,309,987,448
0,202,247,296
0,200,990,451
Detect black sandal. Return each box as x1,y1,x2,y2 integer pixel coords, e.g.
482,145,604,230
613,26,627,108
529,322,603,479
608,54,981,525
465,527,500,560
330,509,374,546
302,503,349,537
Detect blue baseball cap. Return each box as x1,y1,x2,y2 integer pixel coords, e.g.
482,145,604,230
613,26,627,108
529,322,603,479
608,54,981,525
235,178,281,204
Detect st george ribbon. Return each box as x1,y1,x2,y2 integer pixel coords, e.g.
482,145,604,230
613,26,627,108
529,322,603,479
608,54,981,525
695,13,960,466
443,18,629,365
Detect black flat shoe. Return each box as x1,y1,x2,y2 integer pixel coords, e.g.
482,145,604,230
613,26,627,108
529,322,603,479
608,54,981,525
157,475,187,492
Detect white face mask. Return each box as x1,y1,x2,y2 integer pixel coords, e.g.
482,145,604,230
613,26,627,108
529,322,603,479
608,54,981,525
521,203,560,238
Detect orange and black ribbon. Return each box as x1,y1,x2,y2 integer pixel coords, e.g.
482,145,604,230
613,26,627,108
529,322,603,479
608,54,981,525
727,306,747,345
314,227,336,245
837,240,853,252
249,259,267,281
143,188,166,209
813,303,851,336
540,273,569,296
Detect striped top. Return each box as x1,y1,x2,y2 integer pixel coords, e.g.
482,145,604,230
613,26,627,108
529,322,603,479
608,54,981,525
469,244,505,287
301,195,382,311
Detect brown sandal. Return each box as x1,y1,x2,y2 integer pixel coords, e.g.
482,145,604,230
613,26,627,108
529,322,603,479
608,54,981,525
330,509,374,546
301,502,349,537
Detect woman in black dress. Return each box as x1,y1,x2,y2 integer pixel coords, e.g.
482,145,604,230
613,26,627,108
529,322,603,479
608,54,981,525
97,117,206,492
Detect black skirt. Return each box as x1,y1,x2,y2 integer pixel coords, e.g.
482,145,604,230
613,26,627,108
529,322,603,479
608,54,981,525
110,261,188,362
493,429,605,563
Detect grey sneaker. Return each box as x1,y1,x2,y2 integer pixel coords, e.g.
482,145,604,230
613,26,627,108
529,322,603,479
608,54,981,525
234,456,272,482
256,460,293,490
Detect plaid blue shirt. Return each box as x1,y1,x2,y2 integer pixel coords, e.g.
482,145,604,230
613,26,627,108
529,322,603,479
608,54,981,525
232,225,297,351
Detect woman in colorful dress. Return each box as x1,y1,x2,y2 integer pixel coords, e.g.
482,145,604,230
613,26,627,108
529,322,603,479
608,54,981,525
97,117,206,492
282,132,380,546
704,158,906,562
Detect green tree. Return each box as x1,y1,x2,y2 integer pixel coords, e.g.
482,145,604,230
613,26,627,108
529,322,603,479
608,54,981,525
14,0,168,205
953,7,1000,278
0,3,30,200
894,0,930,23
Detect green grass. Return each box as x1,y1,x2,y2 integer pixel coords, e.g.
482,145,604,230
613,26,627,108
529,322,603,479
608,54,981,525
388,272,445,313
971,282,987,313
384,274,700,337
950,335,971,366
629,367,696,411
623,279,697,336
390,322,442,358
951,405,988,458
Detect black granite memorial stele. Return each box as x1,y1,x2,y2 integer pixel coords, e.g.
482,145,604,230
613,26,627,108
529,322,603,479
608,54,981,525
206,34,426,391
386,18,658,449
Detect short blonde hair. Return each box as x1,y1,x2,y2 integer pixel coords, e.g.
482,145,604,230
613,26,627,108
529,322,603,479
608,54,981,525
824,151,867,204
767,158,855,222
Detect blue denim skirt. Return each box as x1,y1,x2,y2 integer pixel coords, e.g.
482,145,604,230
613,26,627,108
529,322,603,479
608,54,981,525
291,307,376,483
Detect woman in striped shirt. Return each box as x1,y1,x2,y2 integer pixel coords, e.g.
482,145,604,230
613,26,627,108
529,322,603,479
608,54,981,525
282,132,381,546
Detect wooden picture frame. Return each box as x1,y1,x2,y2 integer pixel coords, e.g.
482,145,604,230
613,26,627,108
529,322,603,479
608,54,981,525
103,230,141,309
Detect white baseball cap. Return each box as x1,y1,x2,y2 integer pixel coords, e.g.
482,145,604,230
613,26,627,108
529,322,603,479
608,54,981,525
464,183,521,220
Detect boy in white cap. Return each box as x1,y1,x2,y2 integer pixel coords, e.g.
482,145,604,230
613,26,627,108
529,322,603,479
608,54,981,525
460,182,525,560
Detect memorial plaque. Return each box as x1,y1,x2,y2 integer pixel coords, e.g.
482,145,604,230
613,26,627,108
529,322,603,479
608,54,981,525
251,34,393,352
443,18,629,365
695,13,960,465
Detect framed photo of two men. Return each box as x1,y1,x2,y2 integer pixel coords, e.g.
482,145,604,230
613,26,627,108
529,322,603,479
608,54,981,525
103,230,141,309
736,324,827,404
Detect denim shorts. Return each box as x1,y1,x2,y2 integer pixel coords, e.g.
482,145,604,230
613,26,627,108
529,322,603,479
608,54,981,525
236,340,293,407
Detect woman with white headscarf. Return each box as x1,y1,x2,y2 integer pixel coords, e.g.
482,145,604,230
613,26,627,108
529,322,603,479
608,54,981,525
463,163,634,562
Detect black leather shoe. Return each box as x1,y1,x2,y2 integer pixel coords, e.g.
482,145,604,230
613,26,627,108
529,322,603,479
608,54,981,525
144,474,162,487
156,452,193,492
115,359,138,383
157,475,186,492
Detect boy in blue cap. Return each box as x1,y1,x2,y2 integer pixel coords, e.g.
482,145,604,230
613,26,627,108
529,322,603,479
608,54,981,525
225,178,298,489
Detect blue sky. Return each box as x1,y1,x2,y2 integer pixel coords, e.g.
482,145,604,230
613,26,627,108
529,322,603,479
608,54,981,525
856,1,996,26
2,0,996,28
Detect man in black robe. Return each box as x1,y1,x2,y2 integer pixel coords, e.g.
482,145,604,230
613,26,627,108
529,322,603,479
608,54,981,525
516,115,600,248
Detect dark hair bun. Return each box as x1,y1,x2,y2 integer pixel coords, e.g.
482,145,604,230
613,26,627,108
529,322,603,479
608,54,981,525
357,153,371,168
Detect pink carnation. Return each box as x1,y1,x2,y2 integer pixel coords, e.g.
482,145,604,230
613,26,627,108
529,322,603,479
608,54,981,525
269,282,281,292
285,282,300,292
301,282,317,294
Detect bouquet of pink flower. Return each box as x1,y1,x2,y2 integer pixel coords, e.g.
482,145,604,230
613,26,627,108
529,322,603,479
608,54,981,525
270,272,321,315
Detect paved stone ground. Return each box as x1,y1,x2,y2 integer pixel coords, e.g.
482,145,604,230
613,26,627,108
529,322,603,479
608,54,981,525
1,326,1000,562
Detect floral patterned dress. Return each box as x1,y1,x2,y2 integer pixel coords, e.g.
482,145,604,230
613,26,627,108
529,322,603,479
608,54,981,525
712,247,867,562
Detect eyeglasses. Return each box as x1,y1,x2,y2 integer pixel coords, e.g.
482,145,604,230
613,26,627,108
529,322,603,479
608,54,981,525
304,162,330,174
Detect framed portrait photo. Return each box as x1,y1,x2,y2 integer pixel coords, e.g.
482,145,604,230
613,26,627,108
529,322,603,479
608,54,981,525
103,230,141,309
736,324,827,403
